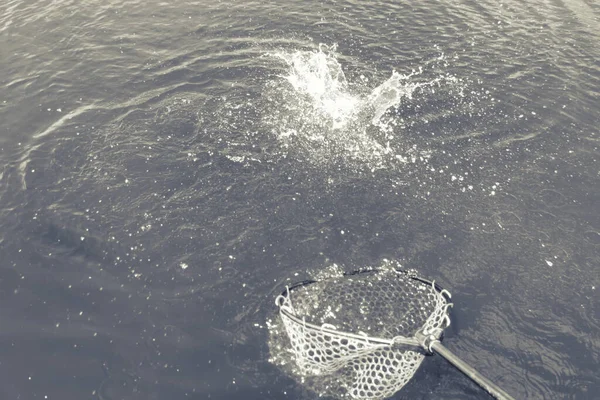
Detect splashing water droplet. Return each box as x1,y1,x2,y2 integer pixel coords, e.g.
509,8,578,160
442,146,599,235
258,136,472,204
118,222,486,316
266,45,443,171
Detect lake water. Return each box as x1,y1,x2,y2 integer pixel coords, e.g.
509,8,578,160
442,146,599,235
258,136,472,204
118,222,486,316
0,0,599,399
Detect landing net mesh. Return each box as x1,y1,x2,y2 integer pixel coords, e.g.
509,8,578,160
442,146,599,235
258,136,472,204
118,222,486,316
276,269,451,400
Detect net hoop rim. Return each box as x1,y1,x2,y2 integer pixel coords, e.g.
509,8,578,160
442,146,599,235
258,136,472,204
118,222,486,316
275,268,452,351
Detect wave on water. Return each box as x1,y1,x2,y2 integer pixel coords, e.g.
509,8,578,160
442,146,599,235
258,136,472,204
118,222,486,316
265,44,453,171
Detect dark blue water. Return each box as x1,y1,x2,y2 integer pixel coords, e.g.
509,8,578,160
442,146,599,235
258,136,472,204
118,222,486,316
1,0,599,399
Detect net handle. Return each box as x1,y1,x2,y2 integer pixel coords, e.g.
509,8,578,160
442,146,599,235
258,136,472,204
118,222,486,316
429,341,516,400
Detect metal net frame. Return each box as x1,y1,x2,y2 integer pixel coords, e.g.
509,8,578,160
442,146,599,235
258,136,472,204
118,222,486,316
275,268,453,400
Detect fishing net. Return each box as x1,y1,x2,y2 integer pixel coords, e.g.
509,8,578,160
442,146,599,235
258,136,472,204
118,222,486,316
275,268,452,400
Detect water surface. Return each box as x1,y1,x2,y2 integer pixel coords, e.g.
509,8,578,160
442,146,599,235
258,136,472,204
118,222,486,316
0,0,599,399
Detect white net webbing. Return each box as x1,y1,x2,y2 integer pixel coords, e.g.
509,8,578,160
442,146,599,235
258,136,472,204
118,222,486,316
276,269,451,400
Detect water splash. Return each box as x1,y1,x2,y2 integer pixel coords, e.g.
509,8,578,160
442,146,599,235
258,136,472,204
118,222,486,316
366,70,428,126
265,44,442,171
274,44,359,129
